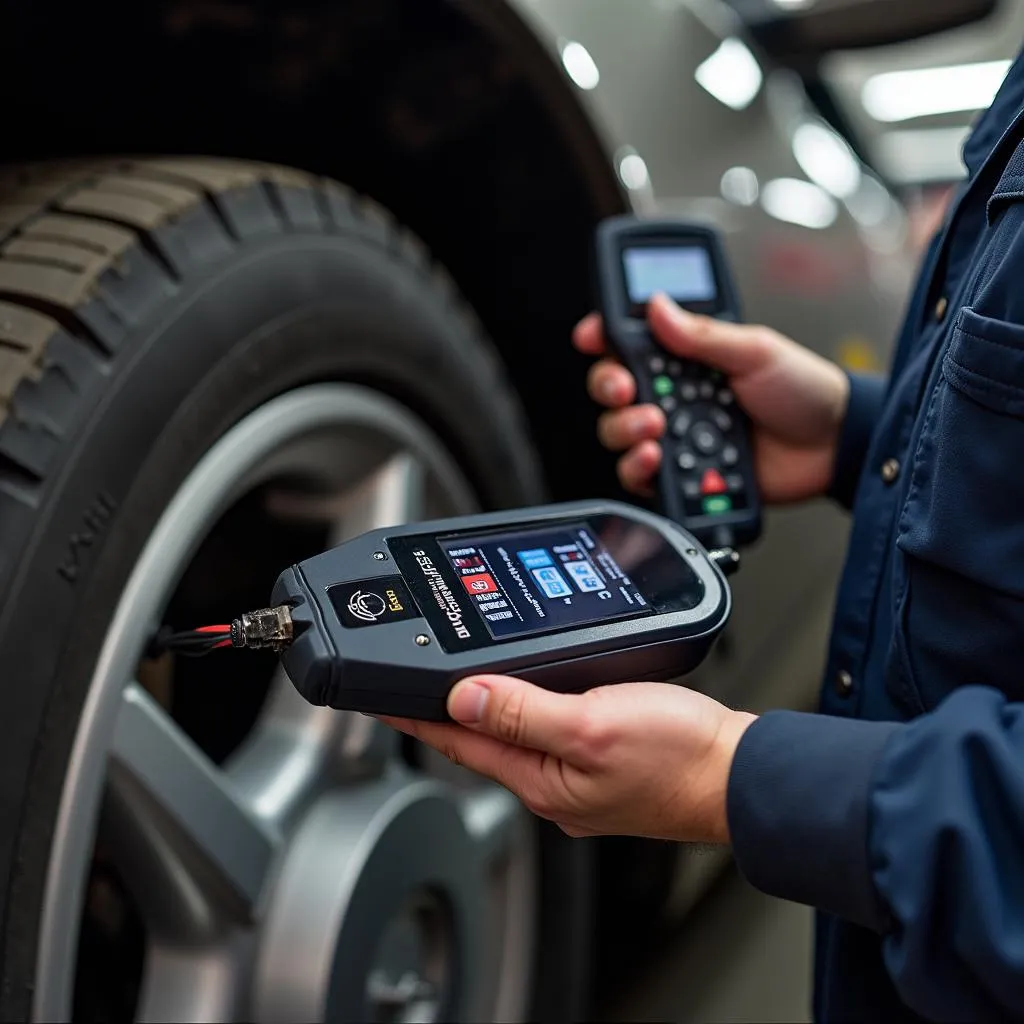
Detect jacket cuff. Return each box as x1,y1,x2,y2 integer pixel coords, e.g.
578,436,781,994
727,711,901,931
828,371,887,510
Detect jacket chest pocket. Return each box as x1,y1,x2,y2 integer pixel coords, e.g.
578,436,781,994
891,307,1024,713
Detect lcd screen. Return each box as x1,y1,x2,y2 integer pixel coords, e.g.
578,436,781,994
623,245,717,305
440,521,653,641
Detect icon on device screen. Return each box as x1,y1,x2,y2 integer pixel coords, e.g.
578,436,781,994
518,549,553,570
564,560,605,593
531,566,572,600
461,573,499,596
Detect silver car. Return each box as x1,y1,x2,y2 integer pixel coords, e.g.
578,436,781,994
0,0,994,1020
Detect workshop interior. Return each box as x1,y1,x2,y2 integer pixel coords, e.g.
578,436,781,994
0,0,1017,1020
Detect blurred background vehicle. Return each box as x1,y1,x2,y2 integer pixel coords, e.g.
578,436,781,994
0,0,999,1021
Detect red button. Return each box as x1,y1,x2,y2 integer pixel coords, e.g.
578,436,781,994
701,469,728,495
461,572,498,596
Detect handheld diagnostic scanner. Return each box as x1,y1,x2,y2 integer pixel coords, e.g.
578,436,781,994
241,501,736,721
594,216,763,548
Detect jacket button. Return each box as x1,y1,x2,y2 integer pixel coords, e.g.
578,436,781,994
935,295,948,322
835,670,854,697
881,458,900,484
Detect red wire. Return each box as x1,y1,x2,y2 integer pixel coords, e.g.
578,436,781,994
197,625,231,634
212,639,233,649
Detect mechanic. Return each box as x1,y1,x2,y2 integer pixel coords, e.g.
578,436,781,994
382,46,1024,1024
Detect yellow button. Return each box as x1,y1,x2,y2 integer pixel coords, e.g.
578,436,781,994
881,458,900,484
835,670,854,697
935,296,948,322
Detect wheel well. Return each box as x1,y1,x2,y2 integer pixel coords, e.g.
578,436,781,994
2,0,628,500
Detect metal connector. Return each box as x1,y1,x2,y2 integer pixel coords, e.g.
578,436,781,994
231,606,294,651
708,547,741,577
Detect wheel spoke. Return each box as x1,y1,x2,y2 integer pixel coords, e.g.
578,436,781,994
231,453,426,827
331,449,429,540
461,786,527,868
265,450,428,541
107,684,280,940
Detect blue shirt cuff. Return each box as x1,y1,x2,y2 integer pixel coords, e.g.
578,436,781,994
727,710,902,931
828,371,887,510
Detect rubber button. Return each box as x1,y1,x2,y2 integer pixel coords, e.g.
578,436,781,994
722,445,739,467
701,469,728,495
671,411,693,437
678,450,697,471
680,382,698,402
703,495,732,515
649,355,666,374
691,422,721,455
653,375,674,397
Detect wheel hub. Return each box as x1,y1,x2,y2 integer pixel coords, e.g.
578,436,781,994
253,777,489,1024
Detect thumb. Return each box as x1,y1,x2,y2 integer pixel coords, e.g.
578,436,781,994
448,674,582,756
648,293,771,376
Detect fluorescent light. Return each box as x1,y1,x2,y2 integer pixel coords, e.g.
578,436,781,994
761,178,838,230
618,152,651,191
695,38,763,111
720,166,760,206
772,0,816,7
561,40,600,91
875,125,972,184
843,174,896,228
861,59,1011,123
792,122,862,199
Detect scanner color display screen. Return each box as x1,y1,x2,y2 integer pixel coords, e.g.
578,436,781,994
440,521,652,641
623,245,717,304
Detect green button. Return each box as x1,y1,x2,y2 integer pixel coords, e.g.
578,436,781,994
653,375,674,397
703,495,732,515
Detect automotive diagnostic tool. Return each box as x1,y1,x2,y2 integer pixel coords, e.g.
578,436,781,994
175,502,736,720
594,216,762,547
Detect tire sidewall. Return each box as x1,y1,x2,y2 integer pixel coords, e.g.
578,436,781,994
0,231,565,1020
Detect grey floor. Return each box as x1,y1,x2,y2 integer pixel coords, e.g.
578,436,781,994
600,866,815,1024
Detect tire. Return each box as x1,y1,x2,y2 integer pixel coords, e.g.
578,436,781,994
0,157,592,1022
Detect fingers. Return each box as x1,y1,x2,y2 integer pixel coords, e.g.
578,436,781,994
378,715,543,788
647,294,773,375
618,439,662,494
447,674,587,761
587,359,635,408
597,405,664,452
572,312,606,356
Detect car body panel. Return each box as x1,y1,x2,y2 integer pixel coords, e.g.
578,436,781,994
505,0,914,714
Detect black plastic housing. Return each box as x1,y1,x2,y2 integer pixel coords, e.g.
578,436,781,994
593,216,763,547
273,500,731,720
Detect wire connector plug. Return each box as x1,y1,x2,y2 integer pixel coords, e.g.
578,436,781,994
231,606,294,651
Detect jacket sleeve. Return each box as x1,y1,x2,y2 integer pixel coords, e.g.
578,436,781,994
827,371,888,510
727,686,1024,1022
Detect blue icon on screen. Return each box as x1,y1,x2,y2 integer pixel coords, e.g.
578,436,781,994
517,548,553,570
532,566,572,600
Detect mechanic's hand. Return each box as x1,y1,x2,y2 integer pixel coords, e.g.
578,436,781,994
380,676,757,844
574,294,850,504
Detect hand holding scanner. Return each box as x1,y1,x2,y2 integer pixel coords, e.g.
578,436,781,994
594,216,762,547
251,501,733,721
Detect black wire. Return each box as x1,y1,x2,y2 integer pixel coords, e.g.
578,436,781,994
146,626,232,660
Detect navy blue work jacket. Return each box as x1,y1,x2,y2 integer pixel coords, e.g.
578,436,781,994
727,48,1024,1023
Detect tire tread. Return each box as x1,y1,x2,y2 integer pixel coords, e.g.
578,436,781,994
0,154,539,514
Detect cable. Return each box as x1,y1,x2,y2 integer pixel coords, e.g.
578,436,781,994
145,607,294,661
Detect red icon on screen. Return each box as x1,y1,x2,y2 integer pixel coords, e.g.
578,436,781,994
461,573,499,596
453,556,483,569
